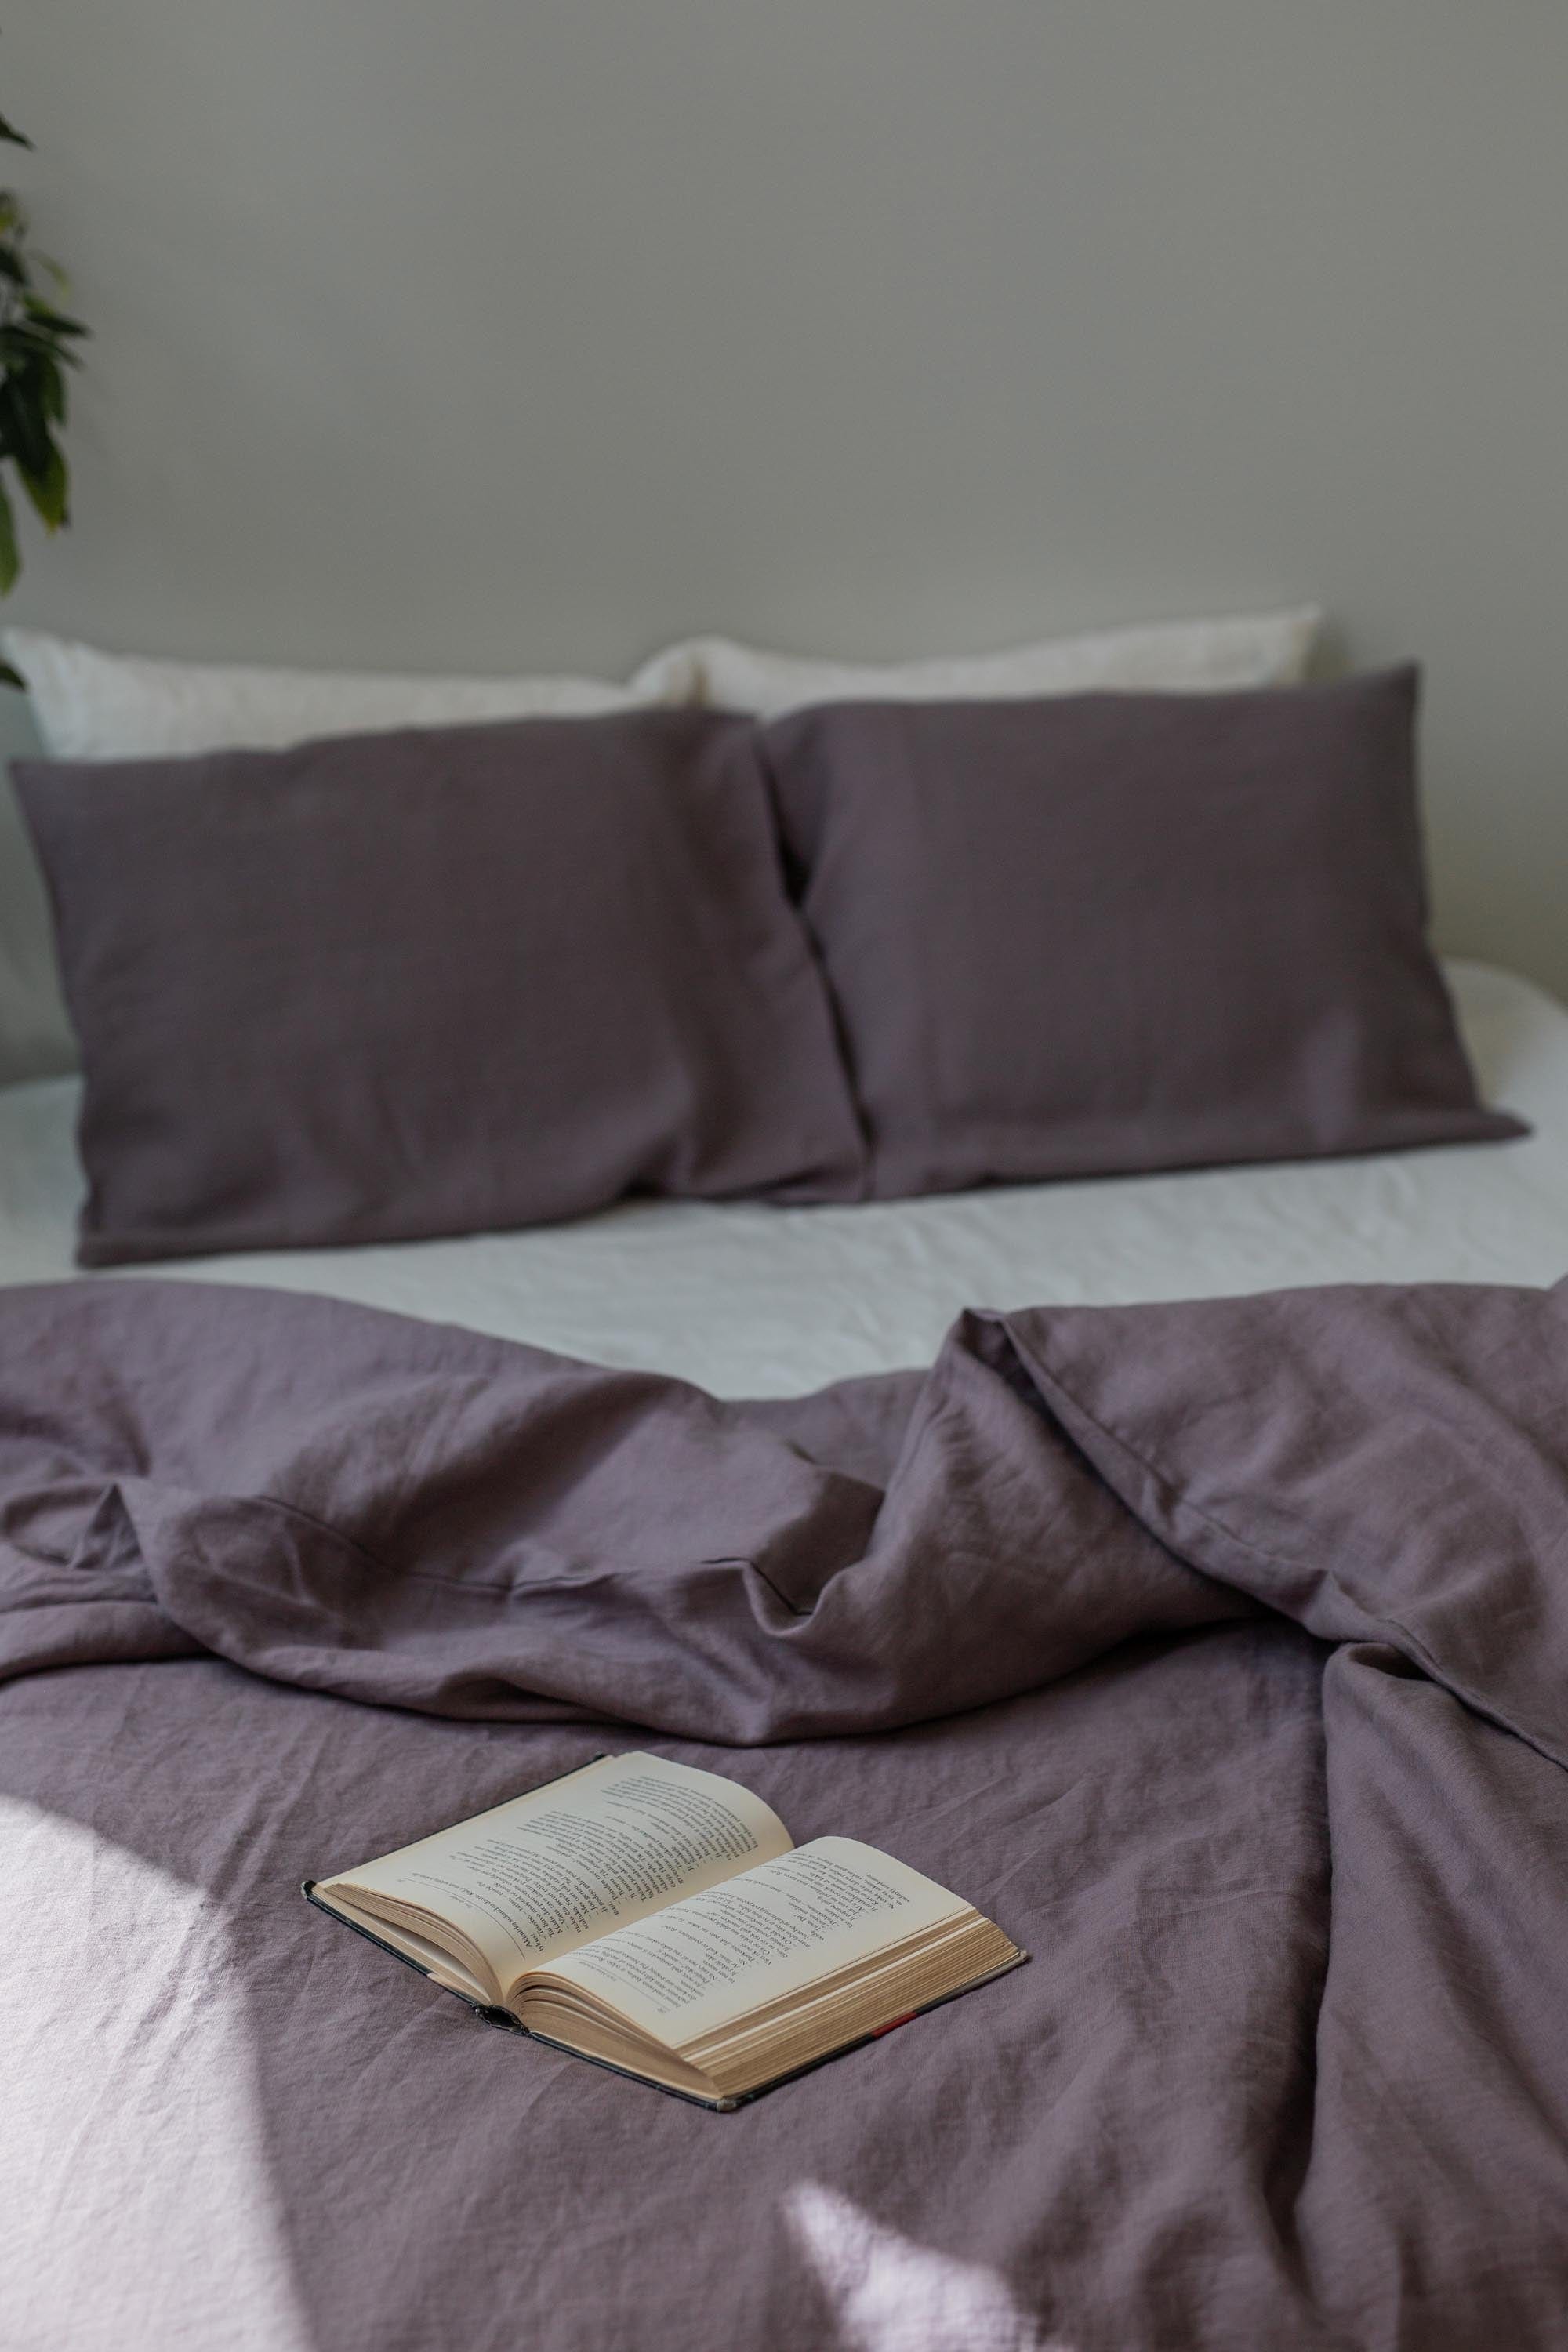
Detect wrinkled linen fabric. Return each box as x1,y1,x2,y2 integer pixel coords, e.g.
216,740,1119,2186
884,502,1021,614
16,710,866,1264
761,673,1524,1197
6,1272,1568,2350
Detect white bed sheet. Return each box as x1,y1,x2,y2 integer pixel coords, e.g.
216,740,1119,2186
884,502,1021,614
1,959,1564,1398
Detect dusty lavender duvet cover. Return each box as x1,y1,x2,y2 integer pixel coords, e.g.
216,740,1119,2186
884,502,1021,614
6,1273,1568,2350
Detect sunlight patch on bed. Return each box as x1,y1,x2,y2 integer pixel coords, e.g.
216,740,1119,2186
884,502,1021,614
0,1795,307,2352
785,2180,1071,2352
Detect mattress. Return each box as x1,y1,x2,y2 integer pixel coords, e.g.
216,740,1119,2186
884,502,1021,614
2,958,1565,1396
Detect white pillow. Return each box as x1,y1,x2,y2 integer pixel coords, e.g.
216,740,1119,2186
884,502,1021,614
630,607,1323,717
2,629,654,761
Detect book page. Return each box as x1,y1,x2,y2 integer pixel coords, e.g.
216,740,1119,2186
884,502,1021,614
323,1752,792,1993
541,1836,970,2045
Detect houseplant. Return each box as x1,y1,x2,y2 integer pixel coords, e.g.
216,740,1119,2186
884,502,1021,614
0,99,88,682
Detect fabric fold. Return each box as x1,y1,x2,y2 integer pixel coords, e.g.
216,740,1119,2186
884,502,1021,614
5,1275,1568,1762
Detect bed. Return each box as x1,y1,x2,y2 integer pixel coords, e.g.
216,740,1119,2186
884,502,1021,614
5,958,1568,2352
8,619,1568,2350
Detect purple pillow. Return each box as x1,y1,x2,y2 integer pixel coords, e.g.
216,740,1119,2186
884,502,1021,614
16,709,867,1264
761,669,1524,1197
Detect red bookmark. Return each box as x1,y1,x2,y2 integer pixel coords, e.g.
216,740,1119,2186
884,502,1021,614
871,2012,917,2038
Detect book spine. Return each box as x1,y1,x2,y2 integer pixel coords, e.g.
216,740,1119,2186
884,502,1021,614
299,1753,612,2036
300,1883,528,2032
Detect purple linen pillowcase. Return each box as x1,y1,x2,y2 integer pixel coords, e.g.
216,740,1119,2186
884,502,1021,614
760,668,1525,1198
16,708,867,1265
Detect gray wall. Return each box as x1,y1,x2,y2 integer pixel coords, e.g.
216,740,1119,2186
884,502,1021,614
4,2,1566,1072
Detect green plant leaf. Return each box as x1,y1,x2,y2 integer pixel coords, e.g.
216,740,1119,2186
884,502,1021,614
17,432,67,531
22,299,89,338
0,115,33,152
0,379,50,476
36,351,66,423
1,325,65,364
0,481,19,596
3,325,85,375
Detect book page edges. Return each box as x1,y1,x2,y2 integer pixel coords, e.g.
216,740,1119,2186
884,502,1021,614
528,1947,1030,2107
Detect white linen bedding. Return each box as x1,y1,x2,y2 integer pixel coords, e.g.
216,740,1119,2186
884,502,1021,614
0,959,1563,1397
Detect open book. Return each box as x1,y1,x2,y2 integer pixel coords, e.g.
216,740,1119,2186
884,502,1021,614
305,1751,1025,2109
